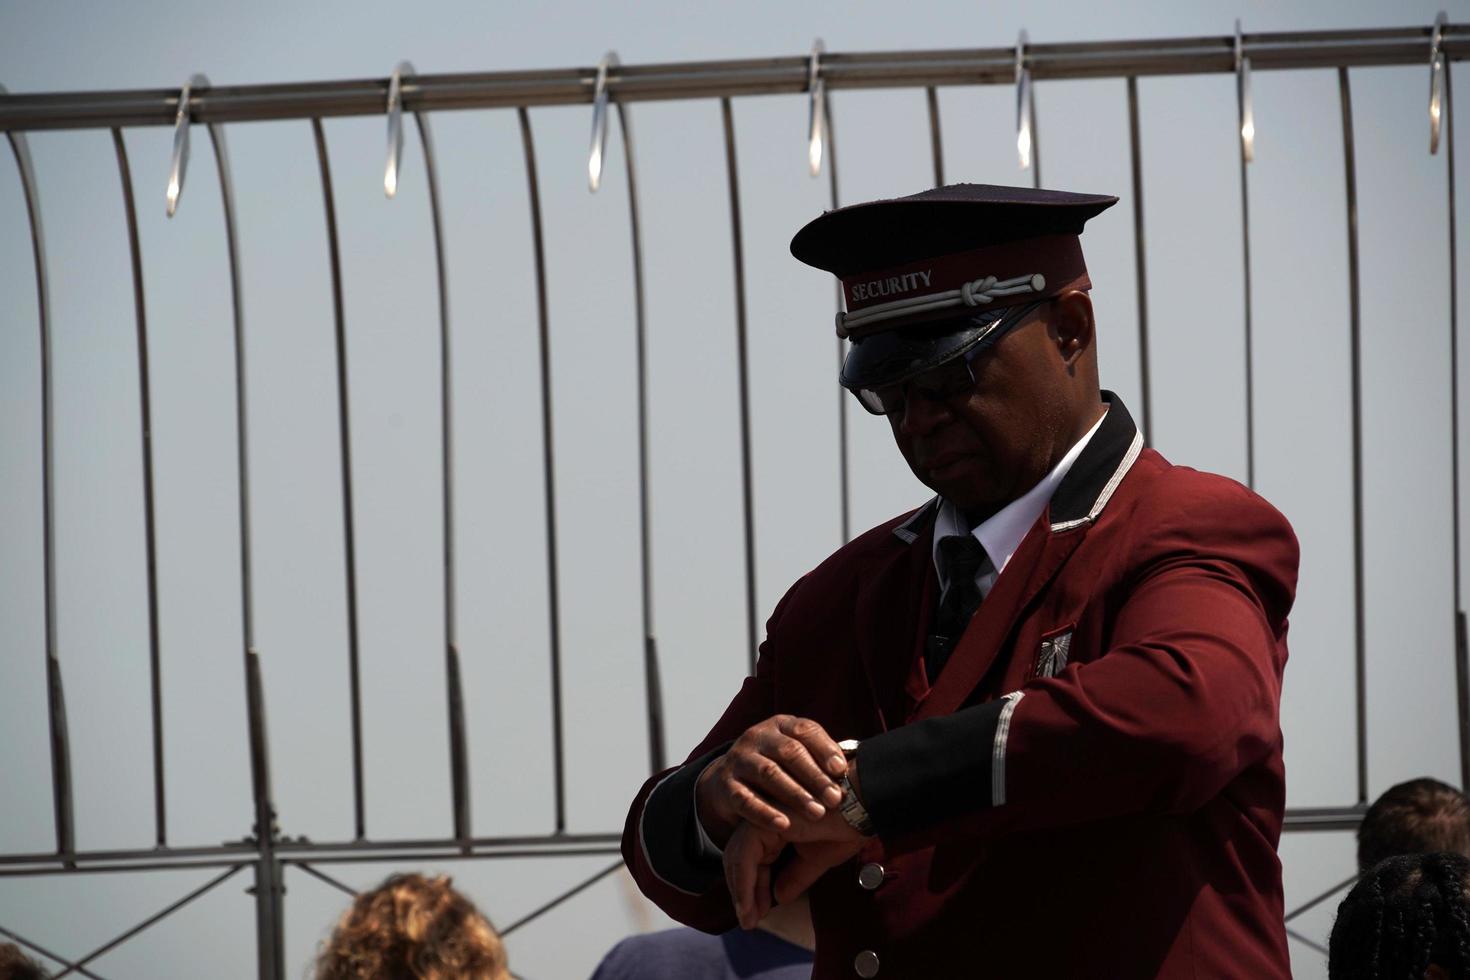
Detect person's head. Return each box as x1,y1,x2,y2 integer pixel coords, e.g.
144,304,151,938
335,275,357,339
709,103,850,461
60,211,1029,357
790,184,1117,520
314,873,510,980
1330,851,1470,980
0,944,48,980
1360,778,1470,873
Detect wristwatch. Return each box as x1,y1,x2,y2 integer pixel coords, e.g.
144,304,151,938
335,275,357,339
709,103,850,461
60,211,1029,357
836,739,876,836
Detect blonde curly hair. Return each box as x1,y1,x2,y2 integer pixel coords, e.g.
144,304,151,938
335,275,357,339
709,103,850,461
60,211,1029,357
314,873,510,980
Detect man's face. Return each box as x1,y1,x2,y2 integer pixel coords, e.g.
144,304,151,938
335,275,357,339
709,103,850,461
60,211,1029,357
885,309,1075,516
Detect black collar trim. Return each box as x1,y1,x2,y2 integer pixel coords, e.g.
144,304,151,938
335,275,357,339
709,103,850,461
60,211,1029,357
889,392,1141,545
1048,391,1142,531
892,497,940,544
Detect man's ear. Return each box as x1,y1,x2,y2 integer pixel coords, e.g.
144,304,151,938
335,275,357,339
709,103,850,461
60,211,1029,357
1051,290,1095,365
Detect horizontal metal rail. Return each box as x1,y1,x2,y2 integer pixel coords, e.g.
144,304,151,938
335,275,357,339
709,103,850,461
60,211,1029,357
0,831,621,871
0,804,1361,878
2,25,1466,131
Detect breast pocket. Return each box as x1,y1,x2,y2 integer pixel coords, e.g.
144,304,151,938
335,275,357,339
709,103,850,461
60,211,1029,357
1034,625,1075,679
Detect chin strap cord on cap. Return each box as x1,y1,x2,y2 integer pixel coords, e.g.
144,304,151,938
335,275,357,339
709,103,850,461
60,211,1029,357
837,272,1046,339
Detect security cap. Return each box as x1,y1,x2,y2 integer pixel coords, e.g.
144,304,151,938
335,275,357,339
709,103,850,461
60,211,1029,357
790,183,1117,390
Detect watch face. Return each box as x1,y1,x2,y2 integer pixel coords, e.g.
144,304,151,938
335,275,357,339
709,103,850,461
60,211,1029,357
838,738,860,756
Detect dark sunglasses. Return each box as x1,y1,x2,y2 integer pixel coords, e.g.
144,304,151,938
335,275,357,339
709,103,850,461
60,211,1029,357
851,300,1045,416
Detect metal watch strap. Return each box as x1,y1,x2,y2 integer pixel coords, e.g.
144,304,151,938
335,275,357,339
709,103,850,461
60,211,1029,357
837,739,876,836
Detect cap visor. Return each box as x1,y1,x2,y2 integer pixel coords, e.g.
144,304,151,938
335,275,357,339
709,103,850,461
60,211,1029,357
839,305,1025,390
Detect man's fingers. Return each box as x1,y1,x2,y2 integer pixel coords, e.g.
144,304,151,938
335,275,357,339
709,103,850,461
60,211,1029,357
728,780,792,833
724,828,760,930
778,715,849,785
770,731,845,810
734,751,829,820
754,863,773,925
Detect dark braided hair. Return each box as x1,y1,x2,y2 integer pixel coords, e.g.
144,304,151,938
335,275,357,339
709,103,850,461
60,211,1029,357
1329,851,1470,979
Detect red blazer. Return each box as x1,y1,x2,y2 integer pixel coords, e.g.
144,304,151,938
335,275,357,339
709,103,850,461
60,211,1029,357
623,395,1298,979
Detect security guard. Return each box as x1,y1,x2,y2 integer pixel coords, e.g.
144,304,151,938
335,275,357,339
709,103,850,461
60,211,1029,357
622,184,1297,979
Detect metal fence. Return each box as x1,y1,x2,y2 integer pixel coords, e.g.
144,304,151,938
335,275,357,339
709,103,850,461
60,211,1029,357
2,18,1466,976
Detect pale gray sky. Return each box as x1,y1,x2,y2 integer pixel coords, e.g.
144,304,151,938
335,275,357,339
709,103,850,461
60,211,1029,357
2,0,1467,976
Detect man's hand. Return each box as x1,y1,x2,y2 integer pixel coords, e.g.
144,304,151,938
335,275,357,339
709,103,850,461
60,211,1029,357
695,715,848,847
724,814,865,928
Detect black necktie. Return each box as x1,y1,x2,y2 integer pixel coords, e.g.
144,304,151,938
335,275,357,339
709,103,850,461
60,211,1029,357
926,535,990,683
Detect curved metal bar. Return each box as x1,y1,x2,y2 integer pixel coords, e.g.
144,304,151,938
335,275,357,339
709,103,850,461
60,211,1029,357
1029,85,1041,189
407,106,471,847
1443,62,1470,790
204,121,285,980
1449,59,1462,612
55,864,246,979
1236,22,1256,489
807,39,826,177
924,86,944,187
1015,31,1033,175
1235,22,1257,163
203,124,256,653
517,107,567,831
1126,77,1152,444
721,97,760,674
166,74,209,217
825,87,850,544
384,61,414,197
1433,12,1449,154
588,52,618,192
3,84,75,863
613,101,666,776
309,118,367,841
1338,68,1369,806
112,127,167,846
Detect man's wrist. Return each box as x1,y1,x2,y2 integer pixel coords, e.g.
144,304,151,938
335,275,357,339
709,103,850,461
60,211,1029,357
694,766,737,849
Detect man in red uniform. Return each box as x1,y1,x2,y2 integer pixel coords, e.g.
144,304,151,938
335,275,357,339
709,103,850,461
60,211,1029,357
622,184,1298,978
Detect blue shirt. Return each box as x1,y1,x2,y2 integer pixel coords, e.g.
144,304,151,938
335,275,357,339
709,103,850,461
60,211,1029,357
590,927,813,980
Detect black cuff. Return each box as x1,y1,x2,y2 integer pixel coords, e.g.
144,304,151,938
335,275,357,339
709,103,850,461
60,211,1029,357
638,744,731,895
858,698,1008,837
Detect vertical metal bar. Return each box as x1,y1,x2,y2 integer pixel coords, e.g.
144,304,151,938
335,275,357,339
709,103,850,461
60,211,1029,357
111,127,167,847
1028,85,1042,190
720,97,760,674
517,107,567,831
243,651,282,980
409,109,471,847
1126,77,1152,444
1237,77,1256,490
203,121,281,980
1444,62,1470,791
825,88,850,544
1338,68,1369,805
924,86,944,188
309,118,367,841
614,103,666,776
6,105,76,863
252,855,286,980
